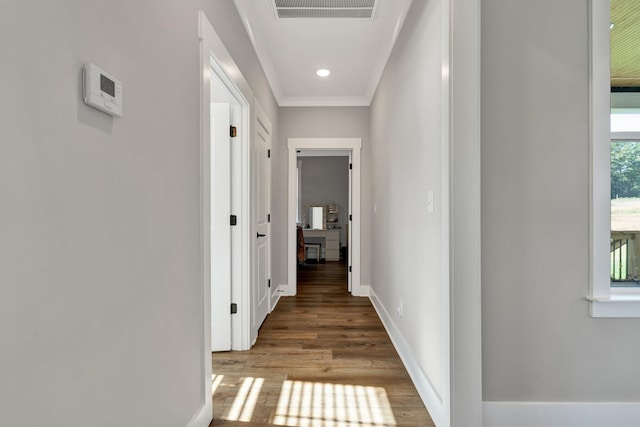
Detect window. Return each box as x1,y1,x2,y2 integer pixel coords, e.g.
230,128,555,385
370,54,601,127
588,0,640,317
610,111,640,285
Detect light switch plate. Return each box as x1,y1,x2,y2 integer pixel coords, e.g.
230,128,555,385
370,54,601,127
427,190,434,213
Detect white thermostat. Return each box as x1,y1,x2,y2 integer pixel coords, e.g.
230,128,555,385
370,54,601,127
83,63,123,117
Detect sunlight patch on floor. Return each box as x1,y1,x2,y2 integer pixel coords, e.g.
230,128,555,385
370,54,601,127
211,374,224,395
273,380,397,427
225,376,265,422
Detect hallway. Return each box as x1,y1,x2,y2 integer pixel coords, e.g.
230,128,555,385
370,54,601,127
210,262,434,426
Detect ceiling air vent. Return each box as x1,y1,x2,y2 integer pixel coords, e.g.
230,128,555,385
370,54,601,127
273,0,379,19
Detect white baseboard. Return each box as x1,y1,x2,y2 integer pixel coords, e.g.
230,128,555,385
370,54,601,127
277,284,295,296
369,287,448,427
187,401,212,427
483,401,640,427
357,284,370,297
270,288,282,311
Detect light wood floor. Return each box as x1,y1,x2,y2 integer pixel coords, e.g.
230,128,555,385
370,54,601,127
210,261,434,426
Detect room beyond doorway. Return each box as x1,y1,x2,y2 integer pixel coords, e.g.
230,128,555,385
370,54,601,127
296,151,350,288
286,138,364,297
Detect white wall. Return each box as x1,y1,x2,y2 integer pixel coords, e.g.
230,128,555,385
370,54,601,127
369,0,448,416
0,1,276,425
300,156,350,245
275,107,371,287
482,0,640,402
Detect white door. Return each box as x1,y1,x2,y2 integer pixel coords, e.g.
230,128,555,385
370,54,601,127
211,100,232,352
252,100,272,342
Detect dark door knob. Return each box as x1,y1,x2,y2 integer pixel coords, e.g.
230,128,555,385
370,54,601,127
257,233,266,238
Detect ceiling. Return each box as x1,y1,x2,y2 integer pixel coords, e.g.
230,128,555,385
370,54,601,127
233,0,414,106
611,0,640,88
232,0,638,101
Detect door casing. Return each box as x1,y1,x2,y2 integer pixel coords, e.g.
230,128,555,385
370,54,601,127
286,138,363,296
194,12,254,427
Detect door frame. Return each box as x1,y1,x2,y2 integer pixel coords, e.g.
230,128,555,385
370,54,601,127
192,10,252,427
286,138,363,296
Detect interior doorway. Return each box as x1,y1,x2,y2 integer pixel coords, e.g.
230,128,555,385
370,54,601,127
296,150,351,290
287,138,363,296
209,77,240,352
204,47,252,354
198,14,254,419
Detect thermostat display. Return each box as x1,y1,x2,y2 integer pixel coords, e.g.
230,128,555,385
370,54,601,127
83,63,122,117
100,74,115,97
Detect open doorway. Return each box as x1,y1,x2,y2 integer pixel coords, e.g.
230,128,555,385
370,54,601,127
287,138,364,297
196,13,255,425
296,151,350,289
202,34,252,354
209,75,241,352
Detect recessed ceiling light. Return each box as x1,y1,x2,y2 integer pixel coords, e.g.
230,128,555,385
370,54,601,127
316,69,331,77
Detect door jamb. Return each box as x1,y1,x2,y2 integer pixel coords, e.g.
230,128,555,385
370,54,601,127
194,11,254,427
199,11,253,353
286,138,363,296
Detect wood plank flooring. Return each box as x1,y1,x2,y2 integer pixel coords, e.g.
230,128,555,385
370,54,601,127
210,261,434,426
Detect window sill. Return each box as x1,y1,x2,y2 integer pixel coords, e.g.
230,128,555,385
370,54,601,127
587,290,640,317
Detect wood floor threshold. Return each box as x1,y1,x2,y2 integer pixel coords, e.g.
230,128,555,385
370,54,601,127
210,261,434,426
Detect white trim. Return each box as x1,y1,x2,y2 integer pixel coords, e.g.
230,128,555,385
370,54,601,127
187,403,212,427
612,131,640,141
587,0,640,317
196,12,214,426
358,284,370,297
440,0,452,425
198,12,254,425
369,287,448,427
235,91,252,351
270,289,282,311
279,96,371,107
587,0,618,317
296,159,302,224
448,0,483,425
483,402,640,427
201,14,253,351
586,296,640,317
287,138,363,296
297,150,350,157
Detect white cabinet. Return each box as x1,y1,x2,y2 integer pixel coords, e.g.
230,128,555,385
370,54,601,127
324,230,340,261
302,229,340,261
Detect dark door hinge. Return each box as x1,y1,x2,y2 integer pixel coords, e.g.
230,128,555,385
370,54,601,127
267,149,271,158
349,214,352,221
230,215,237,226
349,163,352,170
268,279,271,288
231,303,238,314
230,126,237,138
349,266,352,273
268,214,271,223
